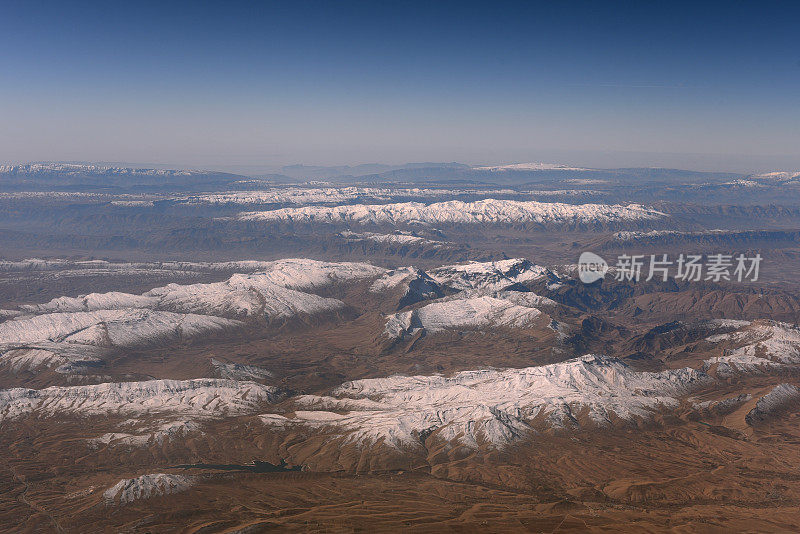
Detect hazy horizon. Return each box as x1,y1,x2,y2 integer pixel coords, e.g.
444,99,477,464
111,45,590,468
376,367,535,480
2,1,798,173
3,149,800,176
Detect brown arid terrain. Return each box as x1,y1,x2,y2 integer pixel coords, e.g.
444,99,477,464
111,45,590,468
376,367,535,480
3,169,800,533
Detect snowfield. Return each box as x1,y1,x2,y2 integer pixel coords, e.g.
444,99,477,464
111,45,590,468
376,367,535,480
236,199,666,226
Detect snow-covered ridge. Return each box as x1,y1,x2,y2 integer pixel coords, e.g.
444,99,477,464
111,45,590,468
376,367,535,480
613,229,728,241
0,309,239,347
19,292,160,314
720,179,764,188
474,163,592,172
0,344,106,375
0,260,384,375
368,259,558,318
265,355,709,449
0,185,605,205
5,259,383,329
88,419,201,448
226,259,384,291
745,384,800,425
236,199,666,226
339,230,447,247
211,358,272,380
750,171,800,182
147,274,345,319
0,378,280,422
104,474,193,505
177,187,520,206
703,321,800,377
523,189,605,197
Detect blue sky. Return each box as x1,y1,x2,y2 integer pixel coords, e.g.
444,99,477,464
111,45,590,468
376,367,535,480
1,1,798,171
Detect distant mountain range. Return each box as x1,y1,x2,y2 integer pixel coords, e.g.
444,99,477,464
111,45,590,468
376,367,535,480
2,161,793,193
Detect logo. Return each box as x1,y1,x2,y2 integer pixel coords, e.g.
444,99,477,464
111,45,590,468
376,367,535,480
578,252,608,284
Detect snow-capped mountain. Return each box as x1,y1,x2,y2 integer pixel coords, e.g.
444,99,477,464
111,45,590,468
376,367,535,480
702,320,800,377
426,258,554,292
236,199,666,226
745,384,800,425
265,355,709,449
383,294,545,338
104,474,193,505
231,259,384,291
147,275,345,319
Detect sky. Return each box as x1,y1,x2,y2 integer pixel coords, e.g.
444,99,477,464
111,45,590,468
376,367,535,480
1,1,799,172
